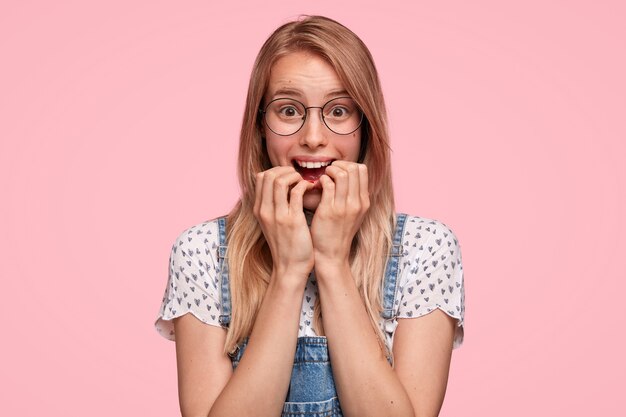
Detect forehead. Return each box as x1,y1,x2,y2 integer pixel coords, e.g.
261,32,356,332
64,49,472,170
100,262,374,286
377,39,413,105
265,52,346,100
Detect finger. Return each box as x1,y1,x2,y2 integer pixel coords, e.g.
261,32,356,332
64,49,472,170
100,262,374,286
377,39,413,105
328,160,355,171
273,170,304,216
332,160,365,208
344,162,361,207
318,174,335,208
260,166,295,216
358,163,370,209
260,170,277,219
289,180,315,213
324,164,349,207
253,171,264,217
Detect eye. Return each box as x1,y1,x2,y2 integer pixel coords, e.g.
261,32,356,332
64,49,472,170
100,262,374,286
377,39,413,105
323,97,358,120
279,105,299,118
270,99,304,119
331,106,348,118
325,105,352,120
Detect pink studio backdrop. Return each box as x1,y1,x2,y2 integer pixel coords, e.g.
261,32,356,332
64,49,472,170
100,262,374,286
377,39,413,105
1,1,624,415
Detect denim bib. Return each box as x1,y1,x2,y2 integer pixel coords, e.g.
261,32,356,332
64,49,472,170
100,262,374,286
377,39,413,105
216,214,407,417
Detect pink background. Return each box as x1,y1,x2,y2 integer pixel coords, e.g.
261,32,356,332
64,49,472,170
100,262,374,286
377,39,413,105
1,1,624,415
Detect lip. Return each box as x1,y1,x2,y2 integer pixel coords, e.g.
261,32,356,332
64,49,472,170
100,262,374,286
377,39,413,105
290,156,335,183
290,155,336,163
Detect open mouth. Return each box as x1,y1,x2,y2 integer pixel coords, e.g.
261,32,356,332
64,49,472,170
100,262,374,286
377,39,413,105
292,159,335,182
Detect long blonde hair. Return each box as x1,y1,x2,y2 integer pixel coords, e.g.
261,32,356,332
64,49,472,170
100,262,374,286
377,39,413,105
224,15,396,359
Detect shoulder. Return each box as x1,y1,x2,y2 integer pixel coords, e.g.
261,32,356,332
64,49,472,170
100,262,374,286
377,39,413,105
155,216,228,340
169,216,228,261
173,216,225,247
394,213,465,348
398,213,461,252
396,213,463,278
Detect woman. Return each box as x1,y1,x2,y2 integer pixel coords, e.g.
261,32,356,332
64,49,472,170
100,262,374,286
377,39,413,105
156,15,465,417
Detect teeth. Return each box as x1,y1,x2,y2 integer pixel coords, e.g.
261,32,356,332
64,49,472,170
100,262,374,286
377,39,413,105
296,160,332,169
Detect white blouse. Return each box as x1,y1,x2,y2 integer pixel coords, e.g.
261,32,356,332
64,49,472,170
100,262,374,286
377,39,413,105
155,214,465,350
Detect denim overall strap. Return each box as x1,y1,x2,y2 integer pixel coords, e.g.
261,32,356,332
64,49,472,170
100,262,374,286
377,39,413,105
216,216,232,329
231,336,343,416
380,213,408,320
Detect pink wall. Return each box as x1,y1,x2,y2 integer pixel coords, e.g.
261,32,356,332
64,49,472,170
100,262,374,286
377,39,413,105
1,1,624,415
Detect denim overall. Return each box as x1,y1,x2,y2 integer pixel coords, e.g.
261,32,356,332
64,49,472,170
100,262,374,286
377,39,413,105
215,213,408,417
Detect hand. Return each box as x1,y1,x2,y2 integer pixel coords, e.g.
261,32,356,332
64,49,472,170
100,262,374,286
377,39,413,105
253,166,315,284
310,161,370,271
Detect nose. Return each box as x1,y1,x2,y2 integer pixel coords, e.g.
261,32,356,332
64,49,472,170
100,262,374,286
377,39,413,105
299,107,328,148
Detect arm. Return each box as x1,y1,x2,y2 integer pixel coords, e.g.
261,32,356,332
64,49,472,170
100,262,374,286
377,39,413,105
206,278,306,417
175,167,314,417
174,279,305,417
311,162,458,416
392,217,464,416
315,264,417,417
311,161,414,416
314,271,456,417
393,312,456,417
173,315,232,417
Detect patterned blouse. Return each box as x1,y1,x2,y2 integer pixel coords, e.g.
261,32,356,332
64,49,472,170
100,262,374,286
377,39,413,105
155,214,465,350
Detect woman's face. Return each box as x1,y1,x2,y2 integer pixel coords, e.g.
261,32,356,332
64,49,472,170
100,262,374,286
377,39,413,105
262,51,362,211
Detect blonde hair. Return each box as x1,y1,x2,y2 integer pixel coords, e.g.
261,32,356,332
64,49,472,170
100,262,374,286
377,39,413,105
224,15,396,360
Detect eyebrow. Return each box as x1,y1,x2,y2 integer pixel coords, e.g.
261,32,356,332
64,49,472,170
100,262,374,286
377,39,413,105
270,87,350,100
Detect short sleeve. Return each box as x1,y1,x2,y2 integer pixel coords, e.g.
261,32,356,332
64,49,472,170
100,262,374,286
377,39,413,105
155,220,223,341
397,217,465,349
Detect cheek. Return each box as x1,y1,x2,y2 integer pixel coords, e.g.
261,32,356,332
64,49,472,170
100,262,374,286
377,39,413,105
343,131,362,161
266,147,278,167
265,137,290,167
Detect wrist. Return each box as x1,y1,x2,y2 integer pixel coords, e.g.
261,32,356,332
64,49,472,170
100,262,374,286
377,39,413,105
271,269,310,292
313,257,351,283
313,248,349,266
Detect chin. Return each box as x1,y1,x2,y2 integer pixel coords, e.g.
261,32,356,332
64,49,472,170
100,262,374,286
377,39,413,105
302,189,322,212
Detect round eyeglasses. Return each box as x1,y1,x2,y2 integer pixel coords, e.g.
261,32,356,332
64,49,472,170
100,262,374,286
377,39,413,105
260,96,364,136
